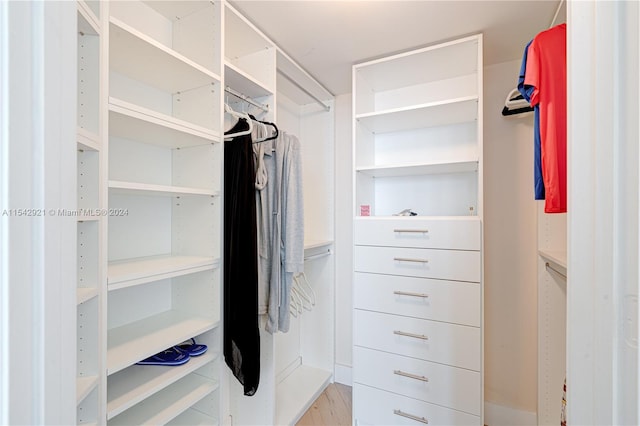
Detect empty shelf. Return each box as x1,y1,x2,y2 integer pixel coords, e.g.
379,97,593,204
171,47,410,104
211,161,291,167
107,310,219,375
356,96,478,134
108,180,219,197
109,97,219,148
77,375,99,405
108,352,217,419
539,249,567,277
77,2,100,36
77,127,100,151
224,61,273,99
356,160,478,178
166,408,219,426
108,255,218,290
110,18,220,94
77,287,99,305
107,374,218,426
275,365,332,426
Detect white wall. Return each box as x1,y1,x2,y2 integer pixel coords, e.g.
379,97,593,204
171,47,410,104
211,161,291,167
332,60,540,419
483,59,538,422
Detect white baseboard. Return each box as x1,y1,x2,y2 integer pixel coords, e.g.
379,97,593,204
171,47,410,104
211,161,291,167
334,364,352,386
485,401,537,426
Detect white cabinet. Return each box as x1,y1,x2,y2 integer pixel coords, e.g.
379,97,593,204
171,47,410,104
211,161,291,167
353,35,483,425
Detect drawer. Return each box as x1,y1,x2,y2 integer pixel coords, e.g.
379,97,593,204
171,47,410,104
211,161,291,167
354,383,481,426
354,310,480,370
354,273,480,326
355,246,481,283
354,217,481,250
353,346,481,415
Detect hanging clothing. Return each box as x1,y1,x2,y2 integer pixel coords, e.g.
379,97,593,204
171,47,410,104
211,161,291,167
223,118,260,396
525,23,567,213
255,131,304,334
518,39,545,201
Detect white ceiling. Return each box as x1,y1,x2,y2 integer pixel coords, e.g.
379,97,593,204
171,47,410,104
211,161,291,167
230,0,566,96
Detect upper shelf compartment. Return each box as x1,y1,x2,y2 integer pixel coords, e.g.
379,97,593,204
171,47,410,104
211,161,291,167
110,1,220,76
224,4,275,96
354,35,480,116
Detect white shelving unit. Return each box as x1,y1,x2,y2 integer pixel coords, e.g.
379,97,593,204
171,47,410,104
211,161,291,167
105,1,223,424
352,35,484,425
76,1,105,423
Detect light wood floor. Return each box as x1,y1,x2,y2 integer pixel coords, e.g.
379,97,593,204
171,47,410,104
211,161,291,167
296,383,352,426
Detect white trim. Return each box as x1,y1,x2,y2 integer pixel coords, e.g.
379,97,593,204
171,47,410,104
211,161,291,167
333,363,352,386
0,0,8,422
484,402,536,426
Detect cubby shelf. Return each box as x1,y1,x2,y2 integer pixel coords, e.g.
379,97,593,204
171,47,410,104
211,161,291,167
77,375,100,405
107,255,219,290
77,287,99,305
166,408,219,426
107,310,219,375
77,1,100,36
275,365,332,426
107,351,218,419
355,96,478,134
109,97,220,147
109,18,220,94
224,61,274,99
77,127,101,152
107,374,219,426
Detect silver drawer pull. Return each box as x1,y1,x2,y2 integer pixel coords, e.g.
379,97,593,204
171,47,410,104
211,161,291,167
394,257,429,263
394,229,429,233
394,330,428,340
394,290,429,298
394,369,429,382
393,409,428,424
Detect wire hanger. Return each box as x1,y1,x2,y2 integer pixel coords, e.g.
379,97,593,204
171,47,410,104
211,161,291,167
224,103,253,138
248,114,279,143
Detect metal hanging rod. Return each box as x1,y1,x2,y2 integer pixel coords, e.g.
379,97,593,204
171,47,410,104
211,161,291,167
545,262,567,279
277,69,331,112
224,86,269,113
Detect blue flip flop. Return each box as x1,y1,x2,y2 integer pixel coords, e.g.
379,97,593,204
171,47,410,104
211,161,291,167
174,338,208,356
136,347,190,366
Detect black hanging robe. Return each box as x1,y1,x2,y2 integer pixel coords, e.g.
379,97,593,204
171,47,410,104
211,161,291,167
223,118,260,396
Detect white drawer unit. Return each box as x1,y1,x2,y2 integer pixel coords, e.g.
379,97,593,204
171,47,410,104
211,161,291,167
353,346,482,415
352,34,483,425
354,272,481,326
354,245,481,283
354,310,481,371
354,217,481,250
353,383,481,426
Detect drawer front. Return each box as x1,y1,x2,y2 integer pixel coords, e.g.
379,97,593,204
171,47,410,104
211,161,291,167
354,272,480,326
353,346,481,415
355,246,481,283
354,383,481,426
354,310,480,370
354,218,481,250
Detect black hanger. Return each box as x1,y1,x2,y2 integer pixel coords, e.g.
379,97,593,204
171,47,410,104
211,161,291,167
249,114,279,143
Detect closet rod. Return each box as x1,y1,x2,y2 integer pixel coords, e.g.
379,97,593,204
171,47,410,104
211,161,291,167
545,262,567,279
304,249,332,262
549,0,564,28
277,69,331,112
224,86,269,113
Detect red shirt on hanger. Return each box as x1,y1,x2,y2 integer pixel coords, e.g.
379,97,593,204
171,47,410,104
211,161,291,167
525,23,567,213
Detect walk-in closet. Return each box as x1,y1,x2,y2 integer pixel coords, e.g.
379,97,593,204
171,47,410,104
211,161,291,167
2,1,639,426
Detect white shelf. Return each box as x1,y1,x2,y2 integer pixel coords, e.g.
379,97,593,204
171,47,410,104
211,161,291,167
539,249,567,277
108,255,218,290
166,408,219,426
109,18,220,94
108,180,219,198
77,1,100,36
77,215,100,223
77,287,99,305
77,375,99,405
304,240,333,251
275,365,332,426
224,60,273,99
108,351,217,419
109,97,219,148
77,127,100,151
356,96,478,134
107,309,219,375
356,159,478,178
107,374,218,426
